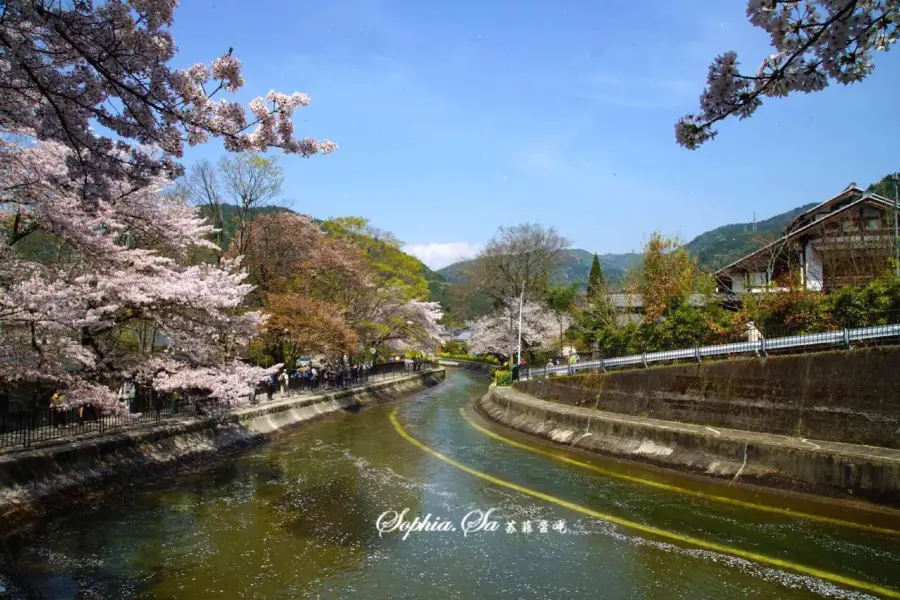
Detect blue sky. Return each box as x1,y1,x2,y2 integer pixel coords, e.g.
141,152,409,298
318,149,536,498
174,0,900,269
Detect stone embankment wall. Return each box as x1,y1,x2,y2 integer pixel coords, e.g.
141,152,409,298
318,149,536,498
517,346,900,448
477,384,900,504
0,370,444,522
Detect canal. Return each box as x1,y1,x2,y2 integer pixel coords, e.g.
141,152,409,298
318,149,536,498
5,370,900,599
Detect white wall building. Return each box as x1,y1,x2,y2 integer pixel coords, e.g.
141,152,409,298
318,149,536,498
715,186,895,294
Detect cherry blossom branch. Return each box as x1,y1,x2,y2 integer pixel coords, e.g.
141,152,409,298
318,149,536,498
677,0,898,148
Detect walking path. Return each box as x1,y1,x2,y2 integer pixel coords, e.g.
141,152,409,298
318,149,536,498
0,370,422,456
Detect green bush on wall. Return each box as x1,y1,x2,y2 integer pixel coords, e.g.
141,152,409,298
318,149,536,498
493,369,513,386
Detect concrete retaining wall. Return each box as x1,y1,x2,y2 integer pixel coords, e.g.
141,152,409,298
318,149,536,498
477,384,900,504
0,370,444,522
516,346,900,448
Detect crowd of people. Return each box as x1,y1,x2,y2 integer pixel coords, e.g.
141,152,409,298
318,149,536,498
257,363,369,400
256,357,434,402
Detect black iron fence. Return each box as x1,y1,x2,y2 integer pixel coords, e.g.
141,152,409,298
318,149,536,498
1,360,437,451
0,392,200,449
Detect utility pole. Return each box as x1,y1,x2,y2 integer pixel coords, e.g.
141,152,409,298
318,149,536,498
516,280,525,368
894,173,899,277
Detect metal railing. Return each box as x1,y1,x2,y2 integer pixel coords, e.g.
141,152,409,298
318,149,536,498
526,322,900,380
0,394,202,449
1,360,436,451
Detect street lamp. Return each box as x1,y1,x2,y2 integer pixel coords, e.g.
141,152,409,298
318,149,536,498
516,281,525,368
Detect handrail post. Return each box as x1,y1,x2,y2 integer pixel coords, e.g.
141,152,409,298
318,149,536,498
600,358,606,373
641,353,648,368
694,347,701,363
843,328,851,350
760,337,768,359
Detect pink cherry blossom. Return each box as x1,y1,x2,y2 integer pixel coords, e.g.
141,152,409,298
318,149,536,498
0,140,273,412
0,0,336,194
469,299,561,357
678,0,898,149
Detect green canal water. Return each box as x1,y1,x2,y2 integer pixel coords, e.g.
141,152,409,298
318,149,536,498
6,370,900,599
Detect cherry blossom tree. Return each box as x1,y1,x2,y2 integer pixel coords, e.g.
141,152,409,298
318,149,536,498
319,217,443,355
232,211,442,362
370,299,444,353
231,212,336,297
677,0,899,149
469,299,560,358
0,140,275,411
1,1,337,410
0,0,336,193
259,294,359,366
342,282,444,355
235,212,367,364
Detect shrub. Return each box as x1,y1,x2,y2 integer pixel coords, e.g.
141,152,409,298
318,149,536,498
493,369,513,386
442,340,468,355
757,289,832,336
827,275,900,328
579,275,900,360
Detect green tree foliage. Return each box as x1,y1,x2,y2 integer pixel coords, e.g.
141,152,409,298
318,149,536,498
631,232,704,323
587,254,605,298
545,283,579,352
583,274,900,359
440,340,468,355
746,290,832,337
867,172,900,200
467,223,569,306
438,352,499,365
828,277,900,328
579,232,738,357
322,217,429,301
741,275,900,337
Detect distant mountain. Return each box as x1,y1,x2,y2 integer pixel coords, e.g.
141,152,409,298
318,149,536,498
435,203,823,290
436,250,641,287
435,258,474,284
555,249,642,286
867,172,897,197
683,203,818,271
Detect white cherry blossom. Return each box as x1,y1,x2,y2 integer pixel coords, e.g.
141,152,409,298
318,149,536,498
678,0,898,149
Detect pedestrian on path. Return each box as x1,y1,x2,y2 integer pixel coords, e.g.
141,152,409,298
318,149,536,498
266,373,276,401
746,322,764,357
51,391,66,429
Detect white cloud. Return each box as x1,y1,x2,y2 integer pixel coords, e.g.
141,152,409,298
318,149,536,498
404,242,481,270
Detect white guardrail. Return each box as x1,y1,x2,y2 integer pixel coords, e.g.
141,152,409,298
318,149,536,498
529,322,900,379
